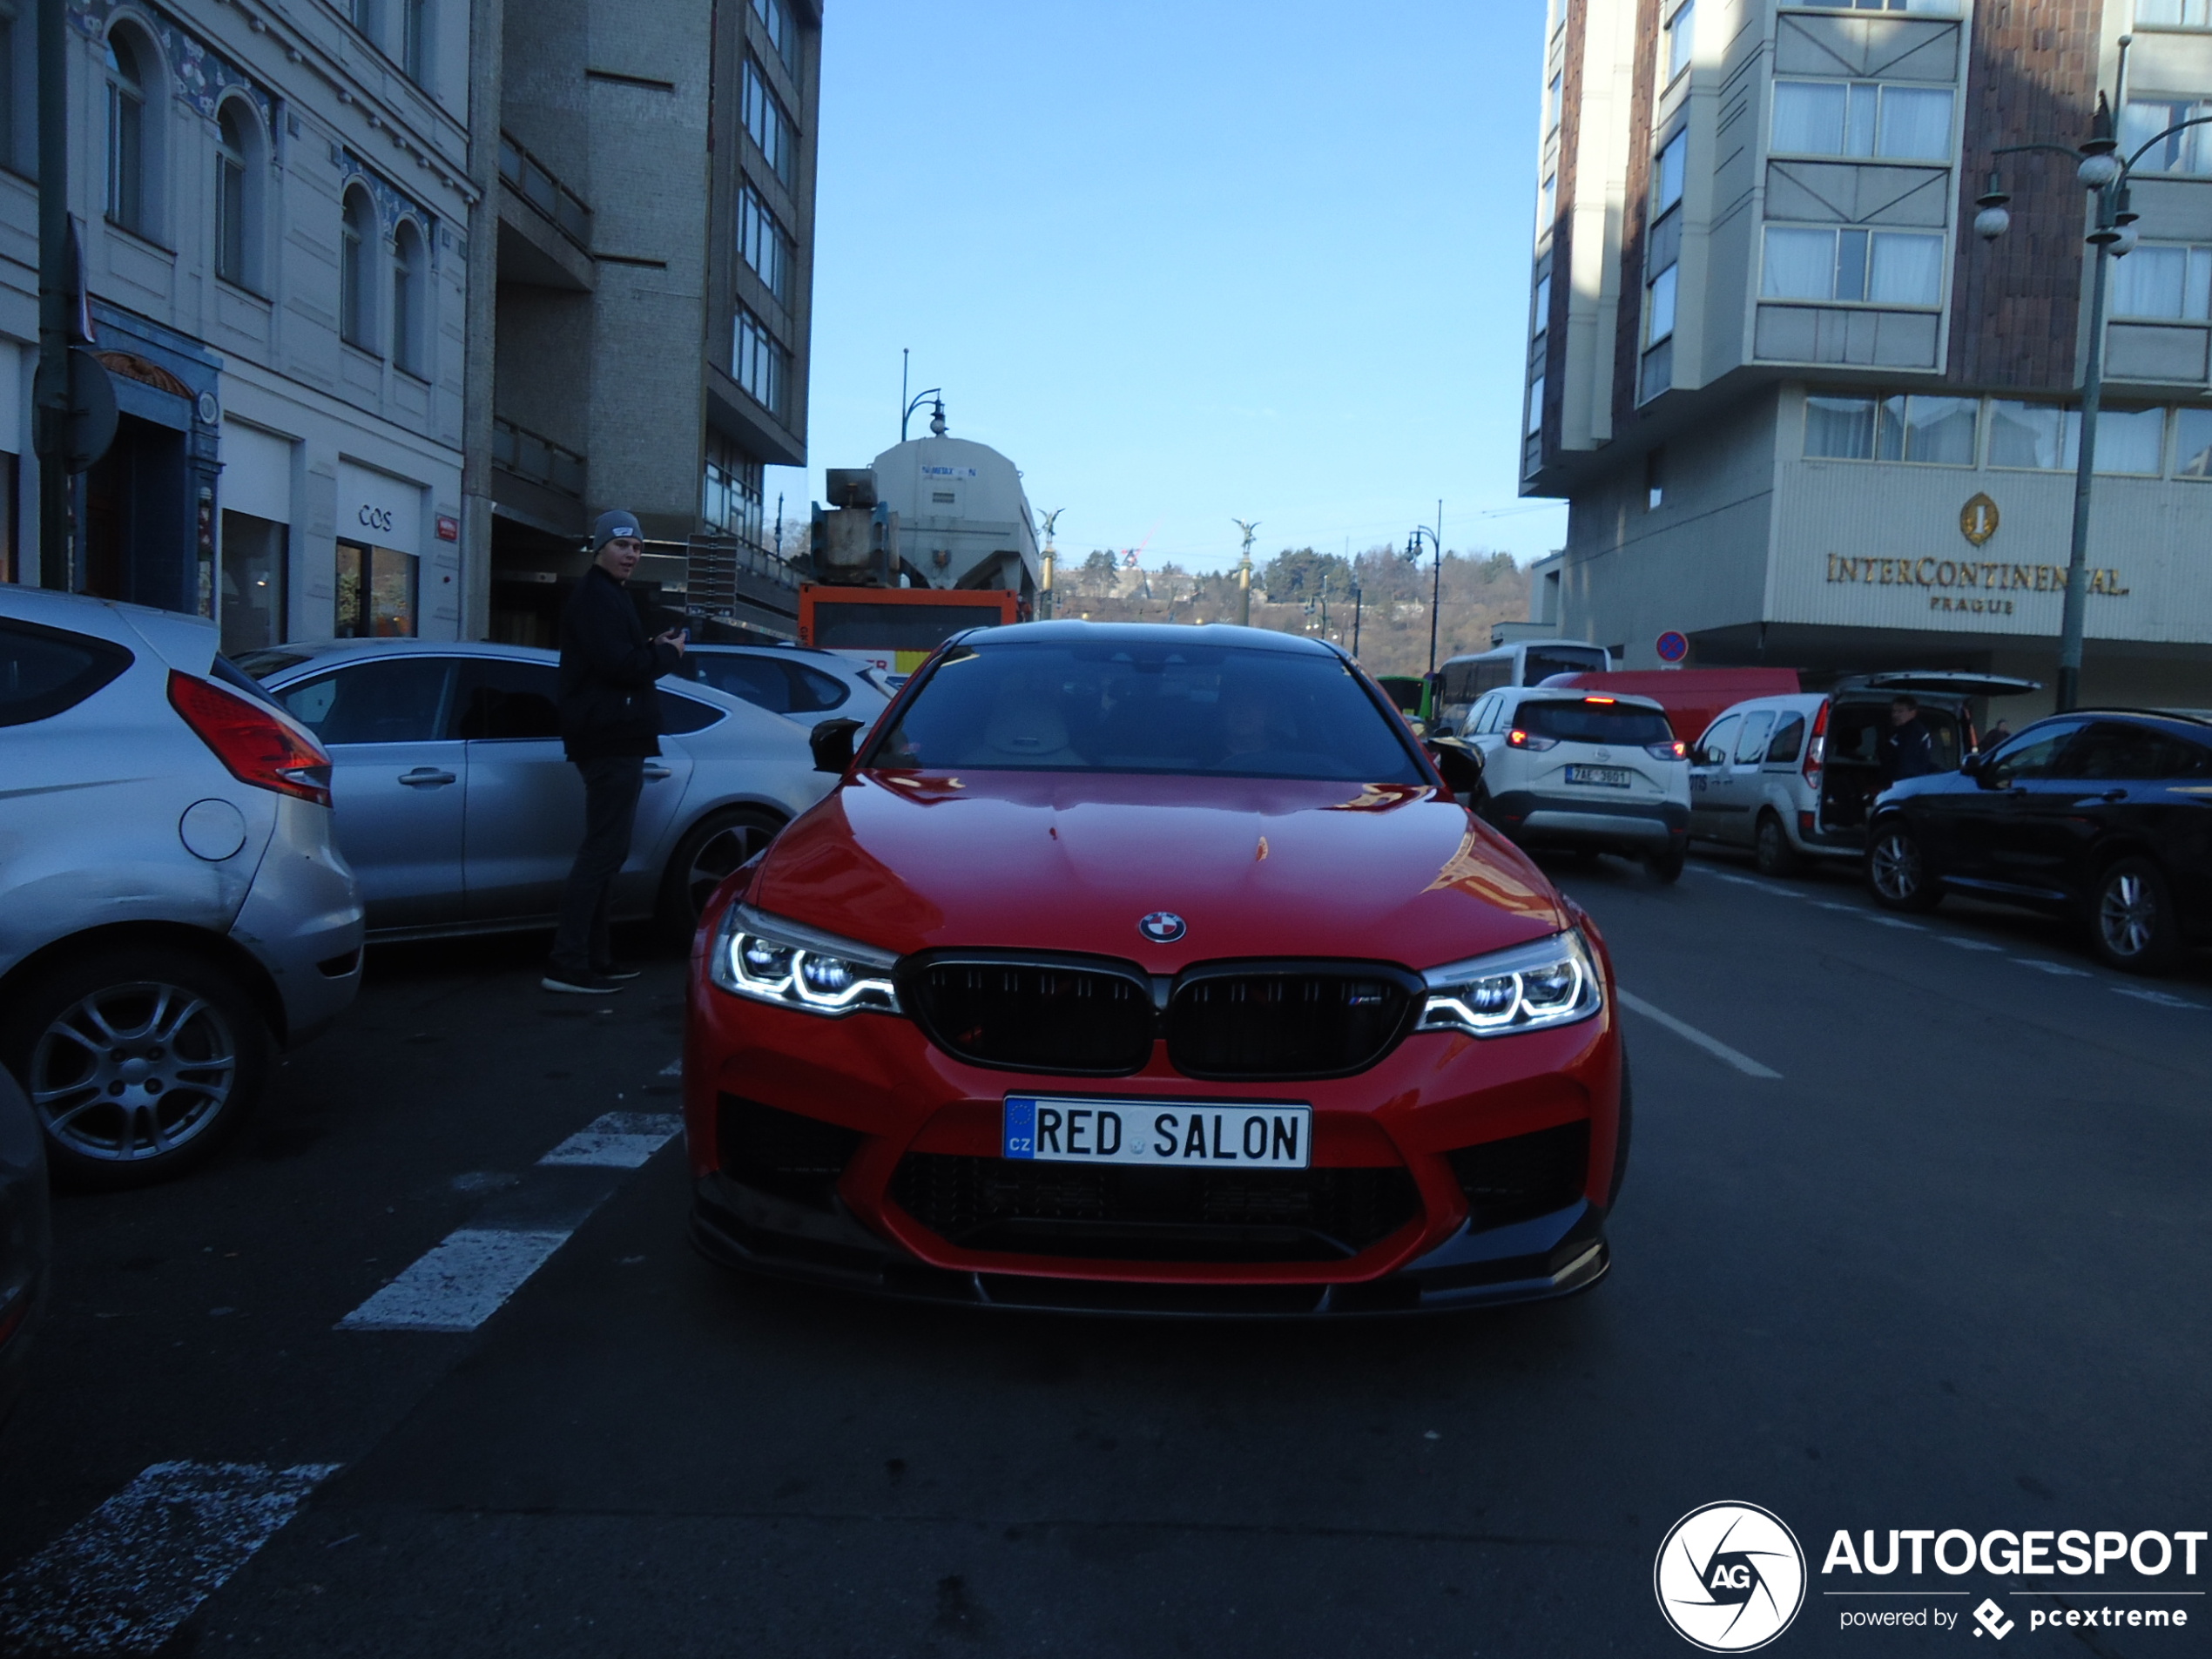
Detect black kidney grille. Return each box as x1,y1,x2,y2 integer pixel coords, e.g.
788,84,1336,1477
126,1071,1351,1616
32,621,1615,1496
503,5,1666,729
892,1153,1420,1262
908,960,1155,1075
1167,969,1417,1080
1447,1122,1591,1231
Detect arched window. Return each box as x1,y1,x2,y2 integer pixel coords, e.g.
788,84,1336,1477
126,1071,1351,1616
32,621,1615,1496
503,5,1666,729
215,101,255,287
105,29,152,234
341,186,376,349
392,218,427,374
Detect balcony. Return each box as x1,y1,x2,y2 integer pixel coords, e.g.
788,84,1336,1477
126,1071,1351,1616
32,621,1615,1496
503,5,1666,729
496,133,596,292
490,415,589,537
500,133,591,249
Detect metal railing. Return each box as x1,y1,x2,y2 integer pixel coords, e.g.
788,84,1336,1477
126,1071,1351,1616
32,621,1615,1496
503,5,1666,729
684,534,801,619
491,416,587,500
497,132,593,252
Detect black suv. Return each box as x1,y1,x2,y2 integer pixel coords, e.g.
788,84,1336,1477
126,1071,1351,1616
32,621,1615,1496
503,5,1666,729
1864,711,2212,972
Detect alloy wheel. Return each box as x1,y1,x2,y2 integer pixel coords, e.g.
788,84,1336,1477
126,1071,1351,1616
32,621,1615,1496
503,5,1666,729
29,981,239,1164
685,816,778,920
1869,831,1921,902
2098,872,2155,961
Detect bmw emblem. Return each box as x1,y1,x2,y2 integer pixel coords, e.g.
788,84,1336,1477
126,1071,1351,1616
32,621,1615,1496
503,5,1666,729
1138,912,1187,944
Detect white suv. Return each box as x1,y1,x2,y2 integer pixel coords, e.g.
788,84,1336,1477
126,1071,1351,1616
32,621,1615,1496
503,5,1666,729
1461,687,1691,880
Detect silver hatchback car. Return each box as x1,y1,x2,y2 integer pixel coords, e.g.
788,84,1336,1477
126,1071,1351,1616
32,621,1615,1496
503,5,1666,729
239,641,836,940
0,588,364,1185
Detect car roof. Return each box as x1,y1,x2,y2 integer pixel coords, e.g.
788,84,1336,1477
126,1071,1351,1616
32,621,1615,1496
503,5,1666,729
253,638,559,671
967,620,1342,658
2024,707,2212,733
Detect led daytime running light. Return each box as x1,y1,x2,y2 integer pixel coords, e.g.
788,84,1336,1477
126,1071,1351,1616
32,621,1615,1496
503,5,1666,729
1415,930,1602,1038
711,904,901,1016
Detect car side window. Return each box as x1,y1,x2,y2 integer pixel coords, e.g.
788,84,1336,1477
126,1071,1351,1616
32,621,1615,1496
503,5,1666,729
1764,714,1805,765
1733,710,1777,765
452,659,562,741
1696,714,1740,767
1981,725,2078,789
278,658,452,745
786,662,851,712
659,690,725,735
694,654,791,713
2050,720,2205,781
0,617,134,727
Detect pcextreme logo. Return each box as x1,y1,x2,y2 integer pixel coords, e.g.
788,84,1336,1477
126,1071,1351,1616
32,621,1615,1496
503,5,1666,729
1656,1501,1808,1652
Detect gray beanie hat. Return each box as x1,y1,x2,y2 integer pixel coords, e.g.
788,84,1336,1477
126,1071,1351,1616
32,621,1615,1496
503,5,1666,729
591,509,643,553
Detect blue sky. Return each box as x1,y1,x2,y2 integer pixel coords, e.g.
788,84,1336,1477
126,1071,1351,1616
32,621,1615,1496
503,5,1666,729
764,0,1567,572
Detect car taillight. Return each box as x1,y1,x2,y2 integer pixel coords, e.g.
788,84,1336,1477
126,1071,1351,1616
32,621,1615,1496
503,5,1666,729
1506,727,1559,752
1646,739,1687,760
167,671,334,806
1801,701,1828,788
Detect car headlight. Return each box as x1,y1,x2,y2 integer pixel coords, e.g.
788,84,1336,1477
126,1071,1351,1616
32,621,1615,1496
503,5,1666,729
709,903,902,1016
1414,929,1602,1038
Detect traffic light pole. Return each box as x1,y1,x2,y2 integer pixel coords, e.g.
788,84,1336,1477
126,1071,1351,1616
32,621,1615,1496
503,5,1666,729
36,0,71,589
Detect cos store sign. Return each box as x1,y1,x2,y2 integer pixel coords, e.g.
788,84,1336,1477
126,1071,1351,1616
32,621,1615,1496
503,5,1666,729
338,462,425,557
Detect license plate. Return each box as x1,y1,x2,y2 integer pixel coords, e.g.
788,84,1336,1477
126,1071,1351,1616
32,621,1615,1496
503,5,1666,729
1002,1097,1312,1169
1566,765,1632,787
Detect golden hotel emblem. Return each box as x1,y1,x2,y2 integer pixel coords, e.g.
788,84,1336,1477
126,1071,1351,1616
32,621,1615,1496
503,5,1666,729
1959,493,2000,547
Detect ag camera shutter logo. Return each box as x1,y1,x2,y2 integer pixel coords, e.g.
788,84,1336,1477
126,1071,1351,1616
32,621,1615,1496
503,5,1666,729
1656,1501,1807,1651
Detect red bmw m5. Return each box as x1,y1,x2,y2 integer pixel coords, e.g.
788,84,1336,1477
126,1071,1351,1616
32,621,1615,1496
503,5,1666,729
683,622,1627,1315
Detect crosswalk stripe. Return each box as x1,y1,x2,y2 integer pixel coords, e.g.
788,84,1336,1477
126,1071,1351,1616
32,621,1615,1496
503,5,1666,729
0,1461,337,1655
336,1229,571,1332
537,1112,683,1170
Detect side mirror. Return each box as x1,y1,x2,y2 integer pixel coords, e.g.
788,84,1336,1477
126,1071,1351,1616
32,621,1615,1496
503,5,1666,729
1960,750,1985,778
810,717,864,774
1426,737,1485,799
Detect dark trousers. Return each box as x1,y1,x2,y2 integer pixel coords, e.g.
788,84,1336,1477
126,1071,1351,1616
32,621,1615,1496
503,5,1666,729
551,755,646,972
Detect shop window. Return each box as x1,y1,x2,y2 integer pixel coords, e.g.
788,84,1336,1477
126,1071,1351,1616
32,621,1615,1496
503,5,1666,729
335,540,416,637
219,511,287,656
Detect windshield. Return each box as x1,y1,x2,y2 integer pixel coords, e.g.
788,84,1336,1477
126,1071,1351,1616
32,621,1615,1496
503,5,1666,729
1521,645,1608,685
867,640,1426,783
1516,698,1673,745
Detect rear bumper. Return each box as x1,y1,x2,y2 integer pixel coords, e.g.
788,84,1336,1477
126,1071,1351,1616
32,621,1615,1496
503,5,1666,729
227,799,365,1045
1487,791,1688,850
690,1170,1609,1316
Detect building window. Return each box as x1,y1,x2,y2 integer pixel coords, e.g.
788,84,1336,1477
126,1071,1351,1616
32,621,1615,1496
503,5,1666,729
1653,129,1687,214
341,186,376,350
703,429,765,545
216,104,249,286
1546,71,1562,133
403,0,430,86
1527,374,1546,435
392,219,428,375
0,3,27,173
1663,0,1694,83
1794,1,1960,15
1646,264,1679,346
753,0,798,75
1987,401,2166,474
733,307,786,417
1805,395,1976,463
2122,98,2212,173
737,181,792,305
105,30,152,235
2112,241,2212,319
1532,256,1554,336
2136,0,2212,26
2175,407,2212,475
1762,225,1943,306
334,541,416,637
349,0,377,35
742,57,795,188
1538,172,1556,236
1771,79,1954,161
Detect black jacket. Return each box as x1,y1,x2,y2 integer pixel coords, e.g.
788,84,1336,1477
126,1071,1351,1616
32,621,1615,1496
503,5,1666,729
557,565,681,760
1884,717,1937,782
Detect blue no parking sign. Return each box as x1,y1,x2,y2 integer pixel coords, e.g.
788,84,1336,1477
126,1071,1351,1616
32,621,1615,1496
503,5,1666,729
1656,631,1689,664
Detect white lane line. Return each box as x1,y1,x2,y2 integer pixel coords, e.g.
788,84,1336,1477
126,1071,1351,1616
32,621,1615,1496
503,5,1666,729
1693,867,1804,897
1940,937,2006,952
1813,901,1859,914
2116,986,2207,1010
336,1229,571,1332
0,1461,338,1655
1616,989,1784,1080
1864,915,1925,931
2014,959,2092,978
537,1112,683,1170
658,1058,683,1077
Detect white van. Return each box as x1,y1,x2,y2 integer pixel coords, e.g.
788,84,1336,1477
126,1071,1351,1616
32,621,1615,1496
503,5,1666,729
1434,641,1612,735
1686,671,2038,875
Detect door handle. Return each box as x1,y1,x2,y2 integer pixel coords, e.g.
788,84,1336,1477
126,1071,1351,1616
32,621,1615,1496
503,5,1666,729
398,768,457,787
2097,789,2127,803
644,763,673,780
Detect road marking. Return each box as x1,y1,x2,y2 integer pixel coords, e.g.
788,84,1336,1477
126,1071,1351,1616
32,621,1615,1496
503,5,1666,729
1616,989,1783,1079
1864,914,1924,931
1939,937,2006,952
2014,959,2092,977
337,1229,570,1332
1693,867,1804,897
0,1461,338,1655
537,1112,683,1169
659,1058,683,1076
1813,901,1859,914
2115,986,2205,1010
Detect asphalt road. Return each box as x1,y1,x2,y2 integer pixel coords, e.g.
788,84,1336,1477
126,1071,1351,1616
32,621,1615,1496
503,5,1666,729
2,851,2207,1658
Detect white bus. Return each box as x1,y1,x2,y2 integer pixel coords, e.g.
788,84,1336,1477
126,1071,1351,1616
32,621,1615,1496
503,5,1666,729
1433,640,1613,734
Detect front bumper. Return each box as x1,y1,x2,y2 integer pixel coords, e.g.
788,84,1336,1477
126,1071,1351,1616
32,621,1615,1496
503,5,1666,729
1486,791,1689,852
683,954,1624,1317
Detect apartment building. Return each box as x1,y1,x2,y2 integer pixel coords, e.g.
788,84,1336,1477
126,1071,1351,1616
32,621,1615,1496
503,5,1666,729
1527,0,2212,710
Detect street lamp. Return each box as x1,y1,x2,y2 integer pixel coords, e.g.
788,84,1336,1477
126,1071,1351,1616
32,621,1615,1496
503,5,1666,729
1973,57,2202,712
901,388,946,443
1408,498,1444,675
1350,582,1363,659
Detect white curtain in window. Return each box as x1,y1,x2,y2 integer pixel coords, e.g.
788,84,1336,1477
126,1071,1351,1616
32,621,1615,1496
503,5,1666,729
1763,227,1836,299
2066,408,2165,475
1771,81,1844,154
1987,402,2065,470
1868,232,1944,304
1804,395,1877,460
2175,407,2212,477
1877,86,1953,160
2114,245,2189,319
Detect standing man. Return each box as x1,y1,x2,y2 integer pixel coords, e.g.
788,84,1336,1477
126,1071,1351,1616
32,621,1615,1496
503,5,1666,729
543,510,686,995
1882,694,1937,784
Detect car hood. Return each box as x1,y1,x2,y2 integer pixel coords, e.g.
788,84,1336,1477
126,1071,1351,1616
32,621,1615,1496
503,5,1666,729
750,770,1568,973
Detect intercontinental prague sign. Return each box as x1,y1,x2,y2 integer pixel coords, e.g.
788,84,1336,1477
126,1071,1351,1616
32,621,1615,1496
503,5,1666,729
1823,491,2128,617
